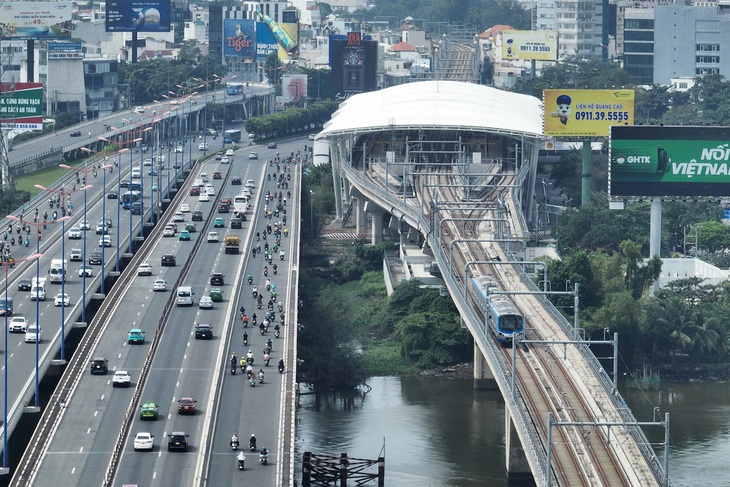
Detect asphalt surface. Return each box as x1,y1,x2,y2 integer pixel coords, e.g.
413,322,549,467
0,136,198,458
26,139,303,486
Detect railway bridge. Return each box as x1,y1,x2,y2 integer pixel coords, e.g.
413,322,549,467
316,80,670,486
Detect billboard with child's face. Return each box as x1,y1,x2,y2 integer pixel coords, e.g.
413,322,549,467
543,89,634,137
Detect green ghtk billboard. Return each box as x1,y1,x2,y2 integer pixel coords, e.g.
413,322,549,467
610,126,730,197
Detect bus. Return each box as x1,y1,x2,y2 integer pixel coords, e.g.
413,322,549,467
226,83,245,95
233,194,249,215
224,129,242,143
122,191,142,209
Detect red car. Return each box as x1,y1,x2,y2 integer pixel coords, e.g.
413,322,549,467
212,171,222,179
189,186,200,196
178,397,197,414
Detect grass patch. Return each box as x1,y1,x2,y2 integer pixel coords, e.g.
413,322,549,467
361,339,415,376
14,160,89,199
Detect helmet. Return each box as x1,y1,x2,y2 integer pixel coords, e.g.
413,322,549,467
248,350,252,353
251,434,256,438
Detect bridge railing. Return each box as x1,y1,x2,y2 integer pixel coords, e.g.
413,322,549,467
340,159,668,485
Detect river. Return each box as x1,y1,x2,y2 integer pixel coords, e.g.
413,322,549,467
294,376,730,486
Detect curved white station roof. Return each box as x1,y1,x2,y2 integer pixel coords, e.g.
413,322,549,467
321,80,543,138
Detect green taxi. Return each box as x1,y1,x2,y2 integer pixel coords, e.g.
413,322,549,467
185,222,197,233
127,328,145,344
140,401,159,420
209,287,223,302
179,230,191,241
213,217,225,228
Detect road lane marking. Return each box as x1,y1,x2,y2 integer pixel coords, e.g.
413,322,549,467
100,394,105,400
86,428,90,434
71,467,75,474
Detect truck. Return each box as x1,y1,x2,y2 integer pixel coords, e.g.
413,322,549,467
49,259,67,284
224,235,240,254
30,277,47,301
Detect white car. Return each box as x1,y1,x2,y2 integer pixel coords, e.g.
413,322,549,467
175,146,184,153
206,231,220,243
153,279,167,292
180,203,190,213
308,133,316,141
99,235,112,247
9,316,27,333
112,370,131,387
172,212,185,223
143,158,153,166
79,266,93,277
221,156,230,164
199,173,209,182
248,133,256,139
248,152,258,160
162,227,175,237
133,432,154,451
137,263,153,276
198,296,214,309
198,193,210,202
134,106,145,114
95,223,108,235
70,248,83,261
79,220,91,231
54,293,71,307
68,227,82,239
206,186,216,196
198,143,209,151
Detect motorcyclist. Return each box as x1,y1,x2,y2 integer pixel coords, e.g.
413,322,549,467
263,266,268,276
266,338,273,349
274,323,281,337
260,447,268,460
256,231,260,240
280,250,285,260
230,434,239,449
242,332,248,345
259,322,265,335
239,306,246,317
278,358,285,372
247,273,253,284
230,353,238,368
249,434,257,450
237,451,246,469
246,350,254,361
242,314,249,326
252,286,258,298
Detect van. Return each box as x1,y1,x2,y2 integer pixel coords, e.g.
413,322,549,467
245,179,255,189
25,324,42,343
0,295,13,316
30,278,47,301
176,286,194,307
48,258,67,284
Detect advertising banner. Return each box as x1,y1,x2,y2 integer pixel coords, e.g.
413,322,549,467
0,83,43,130
610,126,730,197
502,30,558,61
282,74,308,103
105,0,171,33
48,41,82,51
223,19,255,60
256,21,278,61
276,23,299,60
543,89,634,137
0,2,72,39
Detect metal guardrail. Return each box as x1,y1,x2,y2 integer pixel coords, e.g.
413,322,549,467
339,160,666,485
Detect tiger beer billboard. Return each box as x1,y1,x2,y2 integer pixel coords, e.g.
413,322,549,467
609,125,730,197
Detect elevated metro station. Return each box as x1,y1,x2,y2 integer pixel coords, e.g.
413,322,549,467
313,80,667,486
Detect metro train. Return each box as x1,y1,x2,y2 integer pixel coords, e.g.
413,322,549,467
470,276,524,344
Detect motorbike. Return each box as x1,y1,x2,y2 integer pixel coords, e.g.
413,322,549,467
264,353,270,366
230,364,236,375
249,377,256,386
278,361,285,374
259,451,268,465
243,333,248,346
258,372,265,384
237,454,246,470
275,328,280,338
273,267,278,275
259,324,265,336
230,435,239,450
247,276,253,284
257,301,262,309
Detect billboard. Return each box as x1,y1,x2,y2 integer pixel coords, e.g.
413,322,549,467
256,21,278,61
543,89,634,137
0,2,72,39
223,19,255,61
330,33,378,95
0,83,43,130
276,23,299,60
502,30,558,61
105,0,171,33
282,74,308,103
610,126,730,197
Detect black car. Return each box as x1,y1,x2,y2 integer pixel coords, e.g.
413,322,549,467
18,278,32,291
191,211,203,221
267,142,277,149
120,180,130,188
194,323,213,340
210,272,225,285
168,432,189,451
230,218,243,229
231,177,241,185
217,203,229,213
107,191,118,199
90,357,108,375
70,130,82,137
89,250,103,265
131,202,142,215
161,254,176,267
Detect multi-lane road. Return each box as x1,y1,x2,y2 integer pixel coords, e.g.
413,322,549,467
5,138,303,485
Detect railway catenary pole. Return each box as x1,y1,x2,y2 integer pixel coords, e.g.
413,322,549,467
448,238,528,277
545,415,671,487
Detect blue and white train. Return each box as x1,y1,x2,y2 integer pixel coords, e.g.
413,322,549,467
470,276,524,344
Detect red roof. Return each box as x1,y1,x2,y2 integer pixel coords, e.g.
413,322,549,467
480,25,516,41
390,41,415,52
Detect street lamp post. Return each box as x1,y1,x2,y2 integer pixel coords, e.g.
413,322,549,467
115,150,128,271
8,215,69,409
99,161,112,294
2,253,42,473
128,138,142,253
309,190,314,236
33,183,90,363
